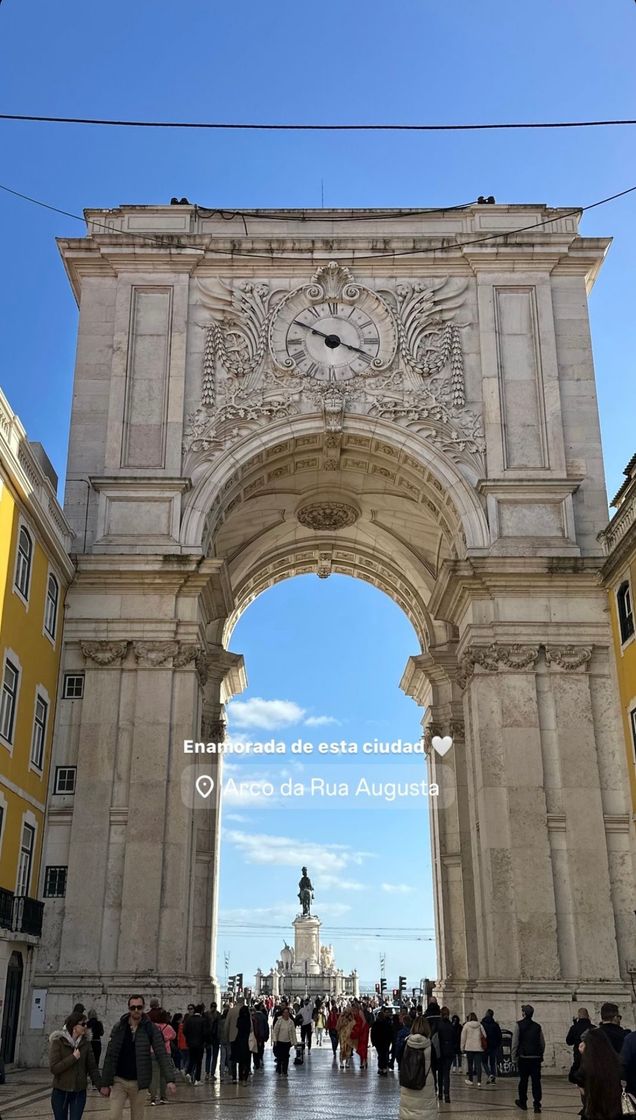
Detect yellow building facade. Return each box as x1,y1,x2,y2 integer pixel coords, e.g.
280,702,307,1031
0,388,74,1066
600,453,636,825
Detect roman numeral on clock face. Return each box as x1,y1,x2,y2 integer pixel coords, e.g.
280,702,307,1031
291,350,306,363
327,301,339,316
362,335,378,346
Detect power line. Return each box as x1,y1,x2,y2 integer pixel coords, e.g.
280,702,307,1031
2,111,636,132
1,179,635,266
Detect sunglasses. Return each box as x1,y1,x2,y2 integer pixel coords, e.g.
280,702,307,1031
129,1005,144,1011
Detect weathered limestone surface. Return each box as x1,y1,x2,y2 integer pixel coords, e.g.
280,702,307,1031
21,205,635,1067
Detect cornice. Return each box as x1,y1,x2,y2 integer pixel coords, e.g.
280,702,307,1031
430,556,605,622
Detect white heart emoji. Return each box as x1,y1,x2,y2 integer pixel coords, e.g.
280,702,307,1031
431,735,453,757
195,775,215,799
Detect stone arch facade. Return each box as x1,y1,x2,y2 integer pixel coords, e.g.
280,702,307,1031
23,204,635,1068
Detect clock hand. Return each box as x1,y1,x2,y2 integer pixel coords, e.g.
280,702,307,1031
293,318,375,360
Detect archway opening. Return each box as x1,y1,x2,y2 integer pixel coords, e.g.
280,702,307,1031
216,574,436,1001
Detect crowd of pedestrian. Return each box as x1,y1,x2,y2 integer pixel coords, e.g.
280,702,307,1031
46,991,636,1120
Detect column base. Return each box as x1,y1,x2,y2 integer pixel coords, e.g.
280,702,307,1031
433,978,635,1072
20,972,220,1067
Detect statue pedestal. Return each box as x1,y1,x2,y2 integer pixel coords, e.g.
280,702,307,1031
293,914,321,976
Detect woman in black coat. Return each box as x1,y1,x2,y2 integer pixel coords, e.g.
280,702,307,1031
574,1027,622,1120
232,1005,252,1084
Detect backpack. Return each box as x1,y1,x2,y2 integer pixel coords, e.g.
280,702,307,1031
399,1042,428,1091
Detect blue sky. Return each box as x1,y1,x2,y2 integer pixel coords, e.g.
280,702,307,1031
0,0,634,991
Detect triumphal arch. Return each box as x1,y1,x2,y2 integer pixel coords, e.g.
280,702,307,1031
25,203,635,1064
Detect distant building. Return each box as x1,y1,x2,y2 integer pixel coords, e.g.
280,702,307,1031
599,453,636,827
0,389,74,1065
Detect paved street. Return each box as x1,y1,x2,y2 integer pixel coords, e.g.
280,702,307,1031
1,1047,583,1120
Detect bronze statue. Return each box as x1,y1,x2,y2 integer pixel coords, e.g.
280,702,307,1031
298,866,314,916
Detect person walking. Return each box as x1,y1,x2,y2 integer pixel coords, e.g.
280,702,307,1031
49,1011,101,1120
461,1013,486,1088
183,1004,206,1085
450,1014,462,1072
149,1012,175,1105
597,1004,628,1055
225,997,243,1081
395,1010,412,1070
621,1028,636,1106
337,1007,356,1069
233,1004,252,1084
351,1005,370,1070
399,1016,436,1120
100,995,176,1120
326,1003,339,1055
371,1006,394,1076
299,999,314,1052
204,1002,220,1081
314,1005,326,1047
481,1008,503,1084
171,1014,188,1076
566,1008,593,1083
512,1004,545,1114
574,1027,622,1120
218,1006,231,1082
251,1003,269,1071
272,1007,296,1076
85,1011,104,1072
434,1007,455,1104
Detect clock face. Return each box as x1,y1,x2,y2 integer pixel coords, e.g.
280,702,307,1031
269,289,397,384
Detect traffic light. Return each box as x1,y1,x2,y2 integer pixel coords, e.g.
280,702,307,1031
228,975,235,993
380,978,387,993
375,983,380,994
236,973,243,992
399,975,406,993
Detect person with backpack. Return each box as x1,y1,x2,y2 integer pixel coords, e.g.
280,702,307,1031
433,1007,456,1104
399,1015,436,1119
511,1004,545,1114
481,1008,503,1084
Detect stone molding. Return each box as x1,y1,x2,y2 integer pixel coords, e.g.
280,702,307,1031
457,641,594,687
201,716,226,743
297,501,359,531
80,639,206,678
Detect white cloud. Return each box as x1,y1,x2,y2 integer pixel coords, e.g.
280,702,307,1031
224,812,248,823
227,697,305,730
219,900,352,925
320,873,366,892
381,882,415,895
305,715,340,727
225,830,374,877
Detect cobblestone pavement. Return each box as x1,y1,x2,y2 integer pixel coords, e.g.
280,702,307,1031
1,1048,582,1119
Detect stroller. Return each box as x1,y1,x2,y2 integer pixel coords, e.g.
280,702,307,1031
497,1029,517,1077
294,1041,305,1066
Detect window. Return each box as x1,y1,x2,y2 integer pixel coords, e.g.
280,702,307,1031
43,866,67,898
14,526,33,601
16,822,35,896
30,693,48,771
0,659,19,743
54,766,76,794
617,581,635,645
44,574,59,639
63,674,84,699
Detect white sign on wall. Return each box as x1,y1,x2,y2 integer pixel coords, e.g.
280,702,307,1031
30,989,47,1030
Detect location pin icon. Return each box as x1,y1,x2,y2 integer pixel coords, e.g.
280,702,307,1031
195,775,215,799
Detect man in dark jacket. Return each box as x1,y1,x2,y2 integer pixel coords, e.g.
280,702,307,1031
371,1007,393,1075
565,1008,592,1082
621,1030,636,1098
481,1009,503,1084
598,1002,629,1054
101,995,176,1120
511,1005,545,1114
435,1007,456,1104
183,1004,206,1084
204,1003,220,1081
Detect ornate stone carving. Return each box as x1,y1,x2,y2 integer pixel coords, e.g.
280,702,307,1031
201,716,226,743
297,502,359,531
133,641,179,667
457,643,540,688
173,643,209,685
391,279,467,406
80,640,129,666
544,645,593,671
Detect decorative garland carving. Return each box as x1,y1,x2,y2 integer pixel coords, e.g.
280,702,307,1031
457,643,540,689
81,641,129,666
201,715,226,743
544,646,592,671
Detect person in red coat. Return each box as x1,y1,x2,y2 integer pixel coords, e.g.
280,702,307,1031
351,1006,370,1070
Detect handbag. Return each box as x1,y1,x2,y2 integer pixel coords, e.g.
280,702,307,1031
480,1032,488,1052
248,1030,258,1054
622,1089,636,1116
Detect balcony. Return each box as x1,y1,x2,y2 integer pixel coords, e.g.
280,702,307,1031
0,890,44,938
